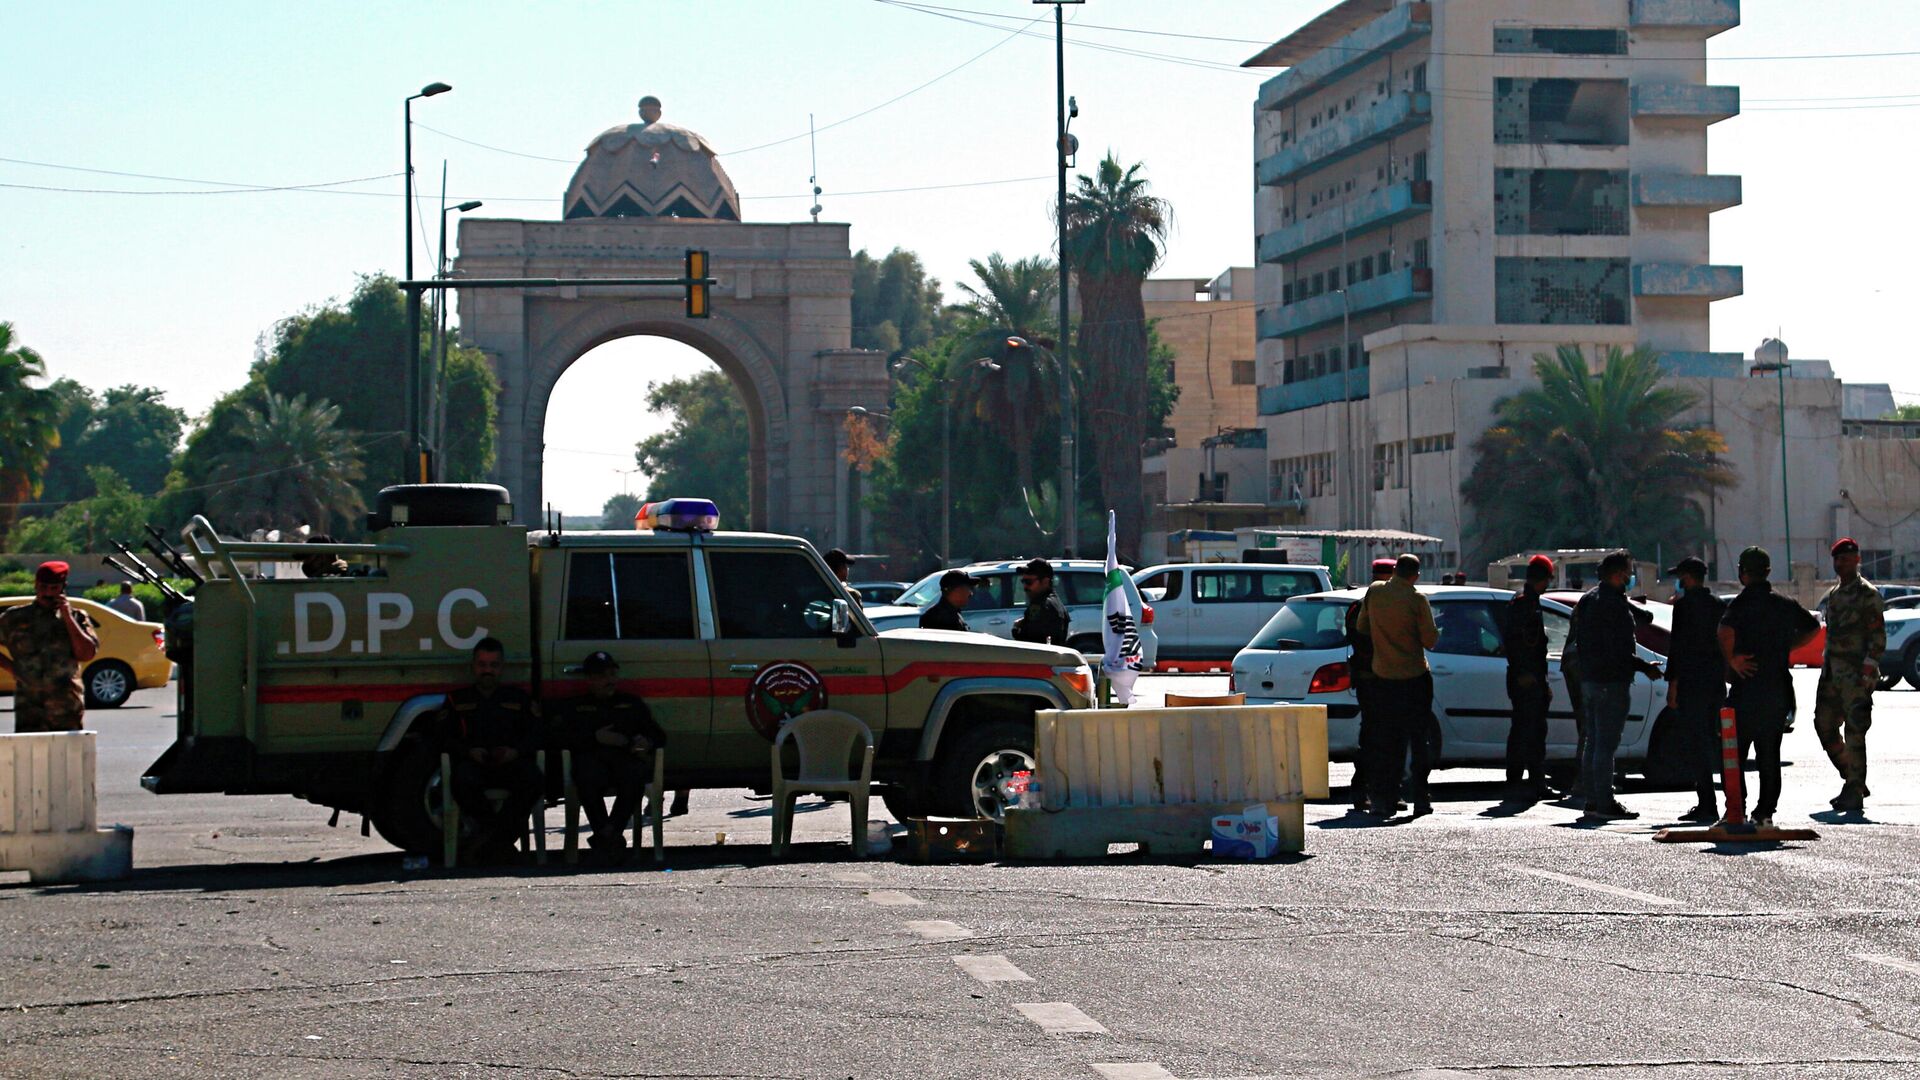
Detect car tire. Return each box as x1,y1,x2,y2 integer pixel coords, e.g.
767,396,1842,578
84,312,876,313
1876,674,1901,692
82,660,135,709
931,719,1035,821
370,741,445,857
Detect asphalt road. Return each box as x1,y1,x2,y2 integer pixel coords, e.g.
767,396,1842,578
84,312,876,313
6,673,1920,1079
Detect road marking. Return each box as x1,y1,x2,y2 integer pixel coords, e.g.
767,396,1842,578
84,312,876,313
1014,1002,1108,1034
1515,867,1677,906
1091,1065,1177,1080
1858,953,1920,976
952,955,1032,983
866,890,924,907
906,920,973,942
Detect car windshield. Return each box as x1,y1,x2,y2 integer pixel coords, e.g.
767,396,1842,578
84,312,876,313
1248,598,1351,650
896,573,944,608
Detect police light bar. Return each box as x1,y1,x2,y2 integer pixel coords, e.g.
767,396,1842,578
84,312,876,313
635,497,719,533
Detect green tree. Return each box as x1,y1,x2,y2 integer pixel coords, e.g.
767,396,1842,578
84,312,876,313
206,391,367,536
635,370,750,517
39,384,186,503
952,254,1061,499
1888,403,1920,421
1062,155,1170,562
0,323,65,541
7,466,154,553
438,345,499,482
155,380,270,531
37,378,100,505
1462,345,1736,568
851,248,952,360
601,492,643,530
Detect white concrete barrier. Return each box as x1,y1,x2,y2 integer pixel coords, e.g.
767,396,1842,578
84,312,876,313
1006,704,1328,859
0,731,133,883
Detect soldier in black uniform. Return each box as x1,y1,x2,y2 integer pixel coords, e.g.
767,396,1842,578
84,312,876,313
1012,558,1071,647
919,570,980,631
1718,546,1819,829
434,637,542,860
1502,554,1555,798
1665,556,1727,822
557,651,667,861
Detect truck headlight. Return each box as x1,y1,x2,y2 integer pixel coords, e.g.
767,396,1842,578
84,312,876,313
1053,664,1094,698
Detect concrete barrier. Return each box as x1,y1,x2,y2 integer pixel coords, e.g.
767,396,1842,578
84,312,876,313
1005,704,1328,859
0,731,133,883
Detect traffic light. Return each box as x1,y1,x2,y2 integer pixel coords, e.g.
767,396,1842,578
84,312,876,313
685,249,711,318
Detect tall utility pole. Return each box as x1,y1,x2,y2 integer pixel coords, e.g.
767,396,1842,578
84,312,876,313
1037,0,1082,557
403,81,451,483
1753,357,1793,568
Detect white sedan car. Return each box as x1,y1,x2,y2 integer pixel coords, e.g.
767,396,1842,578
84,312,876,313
1231,586,1675,780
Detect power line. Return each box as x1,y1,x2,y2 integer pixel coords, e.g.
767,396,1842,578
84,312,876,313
873,0,1257,75
0,156,401,190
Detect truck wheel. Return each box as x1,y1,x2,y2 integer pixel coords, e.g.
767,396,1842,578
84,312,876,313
370,742,446,856
878,786,931,823
932,720,1035,821
83,660,134,709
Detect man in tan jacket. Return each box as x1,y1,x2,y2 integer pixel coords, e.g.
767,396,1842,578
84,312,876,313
1356,554,1439,818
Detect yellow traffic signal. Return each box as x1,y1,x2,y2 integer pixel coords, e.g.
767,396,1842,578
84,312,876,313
685,249,711,318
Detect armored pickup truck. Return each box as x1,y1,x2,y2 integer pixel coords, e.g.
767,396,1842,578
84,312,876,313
143,485,1093,854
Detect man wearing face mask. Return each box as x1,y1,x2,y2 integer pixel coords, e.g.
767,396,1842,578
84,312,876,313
1720,546,1819,829
1570,550,1664,821
1664,556,1727,823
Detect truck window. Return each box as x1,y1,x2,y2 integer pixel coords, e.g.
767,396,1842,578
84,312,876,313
708,551,842,639
1136,569,1184,601
1194,570,1257,603
564,552,695,640
1256,570,1319,600
964,574,1013,611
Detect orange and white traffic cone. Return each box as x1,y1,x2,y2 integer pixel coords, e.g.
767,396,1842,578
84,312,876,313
1717,706,1746,829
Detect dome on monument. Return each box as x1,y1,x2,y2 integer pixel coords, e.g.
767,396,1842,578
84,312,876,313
564,96,741,221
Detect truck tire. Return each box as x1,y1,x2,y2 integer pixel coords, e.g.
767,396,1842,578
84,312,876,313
370,741,446,856
931,720,1035,821
83,660,135,709
878,786,931,823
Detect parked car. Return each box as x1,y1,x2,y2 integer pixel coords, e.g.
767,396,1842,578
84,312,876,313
1878,585,1920,603
1886,594,1920,611
847,580,909,606
1878,608,1920,690
1231,586,1675,783
0,595,173,708
865,560,1158,667
1545,590,1669,656
1133,563,1331,662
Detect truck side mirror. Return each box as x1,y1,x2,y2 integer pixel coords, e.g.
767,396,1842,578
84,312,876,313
830,598,853,637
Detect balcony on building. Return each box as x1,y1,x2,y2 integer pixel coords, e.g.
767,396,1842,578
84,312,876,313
1632,172,1742,212
1629,0,1740,35
1260,181,1432,264
1655,351,1744,378
1258,267,1432,340
1258,369,1368,417
1631,82,1740,124
1633,263,1743,301
1255,3,1432,112
1258,92,1432,185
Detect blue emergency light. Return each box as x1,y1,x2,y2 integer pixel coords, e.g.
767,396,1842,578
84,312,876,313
634,497,720,533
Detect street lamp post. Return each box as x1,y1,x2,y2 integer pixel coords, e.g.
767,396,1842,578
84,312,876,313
403,81,451,483
432,195,482,481
1752,359,1793,568
1036,0,1083,558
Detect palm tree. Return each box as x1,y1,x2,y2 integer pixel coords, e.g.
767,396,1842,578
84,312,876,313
207,391,367,535
1062,155,1169,560
0,322,64,541
951,254,1060,499
1462,345,1736,567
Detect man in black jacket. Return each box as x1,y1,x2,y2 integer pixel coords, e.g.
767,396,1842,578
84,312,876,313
435,638,543,860
1012,558,1071,647
919,571,980,631
1345,557,1397,811
1666,556,1727,823
1572,551,1664,822
1502,555,1555,798
1719,546,1819,829
557,651,667,862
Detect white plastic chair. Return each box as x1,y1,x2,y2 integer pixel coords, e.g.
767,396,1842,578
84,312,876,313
770,710,874,858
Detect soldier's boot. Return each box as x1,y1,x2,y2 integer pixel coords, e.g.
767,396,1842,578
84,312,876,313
1831,780,1865,813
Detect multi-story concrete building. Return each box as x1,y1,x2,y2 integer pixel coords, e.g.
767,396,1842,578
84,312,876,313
1246,0,1747,573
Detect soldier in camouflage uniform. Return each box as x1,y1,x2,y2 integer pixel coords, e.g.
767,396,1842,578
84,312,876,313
1815,538,1885,812
0,562,101,733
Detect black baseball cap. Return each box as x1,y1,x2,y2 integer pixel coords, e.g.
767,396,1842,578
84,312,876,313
582,650,619,673
1665,556,1708,579
1738,546,1771,575
1018,558,1054,579
939,570,984,591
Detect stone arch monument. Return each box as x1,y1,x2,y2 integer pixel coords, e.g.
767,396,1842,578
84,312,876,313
453,97,888,544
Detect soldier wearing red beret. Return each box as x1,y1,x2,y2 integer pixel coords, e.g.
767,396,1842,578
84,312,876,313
0,562,101,732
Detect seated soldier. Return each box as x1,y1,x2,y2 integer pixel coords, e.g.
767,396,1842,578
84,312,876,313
435,637,542,862
559,651,667,860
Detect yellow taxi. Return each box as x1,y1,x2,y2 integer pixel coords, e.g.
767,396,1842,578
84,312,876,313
0,595,173,708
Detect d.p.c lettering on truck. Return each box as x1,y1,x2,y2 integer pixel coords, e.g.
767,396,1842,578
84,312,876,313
143,485,1094,854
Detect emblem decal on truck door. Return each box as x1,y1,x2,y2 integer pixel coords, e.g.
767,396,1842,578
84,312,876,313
745,661,828,741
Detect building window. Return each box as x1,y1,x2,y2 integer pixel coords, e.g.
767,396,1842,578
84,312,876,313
1413,239,1429,270
1360,259,1375,282
1348,343,1362,370
1495,257,1631,325
1494,26,1628,56
1283,282,1294,305
1376,252,1391,276
1372,441,1406,491
1231,360,1256,385
1411,63,1427,93
1495,169,1629,236
1410,433,1456,454
1495,78,1629,146
1312,272,1325,296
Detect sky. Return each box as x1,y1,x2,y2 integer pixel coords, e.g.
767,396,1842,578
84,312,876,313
5,1,1917,517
